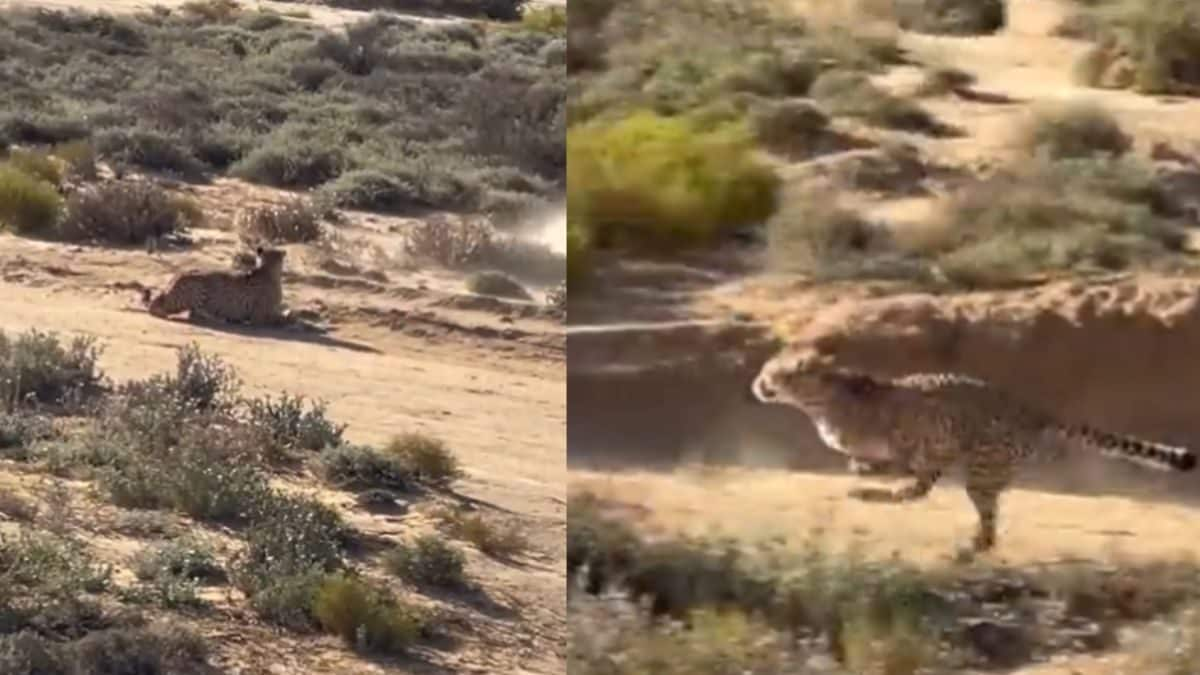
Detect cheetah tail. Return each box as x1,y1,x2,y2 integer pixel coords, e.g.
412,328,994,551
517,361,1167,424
1057,424,1197,472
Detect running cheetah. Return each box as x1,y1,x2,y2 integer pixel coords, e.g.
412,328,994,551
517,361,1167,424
142,247,287,326
751,349,1196,554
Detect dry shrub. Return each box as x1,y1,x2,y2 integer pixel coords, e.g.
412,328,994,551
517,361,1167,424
433,506,528,559
404,216,495,267
893,0,1006,35
1017,101,1131,159
404,216,564,285
52,140,98,182
809,69,951,135
235,200,324,244
466,270,532,300
59,180,202,245
180,0,242,22
915,66,976,96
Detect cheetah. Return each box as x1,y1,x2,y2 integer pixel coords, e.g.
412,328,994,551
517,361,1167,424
141,247,287,326
750,349,1196,555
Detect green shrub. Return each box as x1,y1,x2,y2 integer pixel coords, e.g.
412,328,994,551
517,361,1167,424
318,444,412,491
0,165,63,234
0,413,53,459
7,149,62,186
1018,101,1131,159
385,535,467,588
243,392,345,455
384,433,463,488
248,569,325,629
233,492,347,594
94,128,208,178
934,156,1187,286
521,5,566,34
313,574,425,653
134,537,225,584
568,111,779,253
0,329,104,409
231,138,346,189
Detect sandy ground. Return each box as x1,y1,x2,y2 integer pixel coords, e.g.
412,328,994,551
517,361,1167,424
0,176,566,673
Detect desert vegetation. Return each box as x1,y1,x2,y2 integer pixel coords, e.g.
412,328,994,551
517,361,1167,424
0,328,534,670
567,0,1200,292
568,491,1200,674
0,2,563,251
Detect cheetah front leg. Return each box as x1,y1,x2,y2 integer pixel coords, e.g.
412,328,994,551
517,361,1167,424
960,458,1013,558
847,469,942,503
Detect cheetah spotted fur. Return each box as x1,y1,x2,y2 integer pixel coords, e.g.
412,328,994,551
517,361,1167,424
751,349,1196,555
142,247,287,325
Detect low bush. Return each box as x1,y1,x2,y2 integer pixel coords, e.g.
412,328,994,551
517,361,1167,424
318,444,413,491
465,270,533,300
433,507,527,559
385,535,467,588
567,111,779,253
235,200,324,244
59,180,202,245
384,432,463,488
1017,101,1131,159
0,165,63,234
233,492,347,595
809,70,950,134
231,137,347,189
243,392,346,456
7,149,62,186
933,156,1188,286
0,329,105,410
313,574,426,653
893,0,1006,35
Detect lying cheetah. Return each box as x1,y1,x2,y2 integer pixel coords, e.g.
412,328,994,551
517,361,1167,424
142,247,287,326
751,349,1196,554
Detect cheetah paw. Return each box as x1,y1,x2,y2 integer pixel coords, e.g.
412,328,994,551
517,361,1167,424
847,487,897,502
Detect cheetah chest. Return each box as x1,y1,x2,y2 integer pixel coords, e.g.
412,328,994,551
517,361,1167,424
810,415,895,463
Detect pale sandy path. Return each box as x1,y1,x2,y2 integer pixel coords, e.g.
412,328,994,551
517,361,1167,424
0,282,566,514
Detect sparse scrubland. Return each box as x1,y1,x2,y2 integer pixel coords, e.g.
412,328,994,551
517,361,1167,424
568,492,1200,674
0,328,533,671
567,0,1200,291
0,1,564,247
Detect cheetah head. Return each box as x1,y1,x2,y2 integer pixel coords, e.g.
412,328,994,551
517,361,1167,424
256,247,286,269
751,348,878,409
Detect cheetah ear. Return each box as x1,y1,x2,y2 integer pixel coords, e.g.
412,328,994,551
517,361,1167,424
255,246,265,256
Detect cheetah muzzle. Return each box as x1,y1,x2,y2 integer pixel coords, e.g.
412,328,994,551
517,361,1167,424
750,348,1197,555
